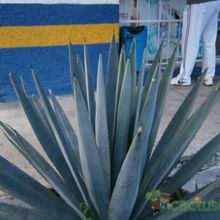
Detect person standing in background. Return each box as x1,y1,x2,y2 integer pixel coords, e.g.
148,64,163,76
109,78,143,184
171,0,220,86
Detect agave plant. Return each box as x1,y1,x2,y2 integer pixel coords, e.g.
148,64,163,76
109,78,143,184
0,35,220,220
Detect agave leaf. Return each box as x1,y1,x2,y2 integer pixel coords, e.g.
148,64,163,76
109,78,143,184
50,91,81,174
137,48,147,89
84,43,96,131
31,95,83,194
147,38,164,79
115,46,127,110
106,33,119,147
138,64,161,172
203,186,220,201
147,43,179,159
137,82,220,218
0,202,61,220
134,70,209,217
0,130,64,204
95,54,111,193
20,75,30,96
140,39,164,113
150,69,207,164
68,42,75,86
75,53,88,104
9,75,78,192
139,69,207,197
0,122,85,218
31,96,53,132
0,156,81,220
108,127,143,220
68,42,87,102
31,71,91,206
130,38,137,87
74,76,109,219
133,47,147,137
76,54,85,75
76,54,86,81
112,45,126,156
149,83,220,190
112,59,132,185
130,65,161,219
129,39,137,124
192,177,220,200
161,132,220,195
20,77,50,133
0,173,81,220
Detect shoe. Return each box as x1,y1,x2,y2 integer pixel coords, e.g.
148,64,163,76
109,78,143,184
203,78,213,86
171,76,191,86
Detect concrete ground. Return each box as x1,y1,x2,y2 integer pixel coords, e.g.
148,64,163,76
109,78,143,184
0,77,220,192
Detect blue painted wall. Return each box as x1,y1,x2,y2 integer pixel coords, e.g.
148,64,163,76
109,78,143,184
0,3,119,101
0,44,111,101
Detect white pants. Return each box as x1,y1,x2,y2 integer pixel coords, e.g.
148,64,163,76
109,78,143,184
179,1,220,81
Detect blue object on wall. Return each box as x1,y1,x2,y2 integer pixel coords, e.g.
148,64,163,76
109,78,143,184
120,26,147,72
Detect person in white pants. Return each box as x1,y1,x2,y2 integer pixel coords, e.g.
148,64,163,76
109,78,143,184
171,0,220,86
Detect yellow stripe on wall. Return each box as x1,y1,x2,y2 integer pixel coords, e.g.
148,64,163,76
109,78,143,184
0,23,119,48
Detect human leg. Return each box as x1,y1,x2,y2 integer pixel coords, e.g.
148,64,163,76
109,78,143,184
201,2,220,85
171,4,205,85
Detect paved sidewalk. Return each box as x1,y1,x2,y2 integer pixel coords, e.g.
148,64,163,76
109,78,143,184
0,79,220,190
